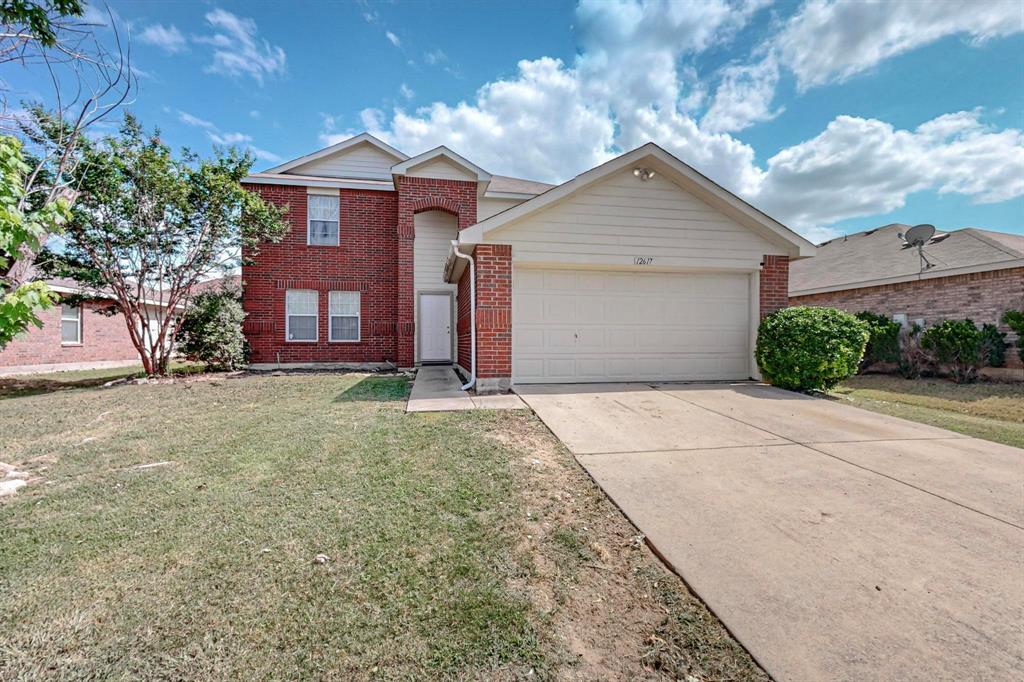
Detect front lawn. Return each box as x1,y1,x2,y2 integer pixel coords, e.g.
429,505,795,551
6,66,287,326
832,375,1024,448
0,371,764,680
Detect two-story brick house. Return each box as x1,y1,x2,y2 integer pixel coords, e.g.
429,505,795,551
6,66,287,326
242,134,815,392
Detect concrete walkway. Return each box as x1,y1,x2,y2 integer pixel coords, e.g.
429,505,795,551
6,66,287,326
516,382,1024,681
406,366,526,412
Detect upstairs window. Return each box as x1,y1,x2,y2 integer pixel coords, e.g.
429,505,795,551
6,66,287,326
308,194,339,246
329,291,360,342
60,305,81,344
286,290,318,342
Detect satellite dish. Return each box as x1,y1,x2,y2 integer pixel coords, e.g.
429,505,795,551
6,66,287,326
903,224,936,247
897,224,939,274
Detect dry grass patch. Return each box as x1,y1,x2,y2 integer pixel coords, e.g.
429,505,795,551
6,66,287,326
0,371,764,680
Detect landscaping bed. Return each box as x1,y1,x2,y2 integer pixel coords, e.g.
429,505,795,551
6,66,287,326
832,375,1024,448
0,371,764,680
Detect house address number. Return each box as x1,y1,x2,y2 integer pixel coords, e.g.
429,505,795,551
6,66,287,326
634,256,655,265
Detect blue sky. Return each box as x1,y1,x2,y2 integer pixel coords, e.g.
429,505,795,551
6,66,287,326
8,0,1024,240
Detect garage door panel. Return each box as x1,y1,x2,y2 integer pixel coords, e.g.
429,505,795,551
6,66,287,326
514,267,752,383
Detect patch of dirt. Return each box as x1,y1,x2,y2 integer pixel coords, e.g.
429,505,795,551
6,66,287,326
492,413,768,681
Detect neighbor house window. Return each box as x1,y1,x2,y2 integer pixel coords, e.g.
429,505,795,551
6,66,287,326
286,290,318,342
329,291,360,342
307,194,339,245
60,305,81,345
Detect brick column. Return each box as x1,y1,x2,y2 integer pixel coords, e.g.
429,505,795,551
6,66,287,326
474,244,512,393
760,255,790,319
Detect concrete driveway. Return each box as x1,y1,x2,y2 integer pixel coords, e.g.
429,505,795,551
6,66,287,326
515,382,1024,681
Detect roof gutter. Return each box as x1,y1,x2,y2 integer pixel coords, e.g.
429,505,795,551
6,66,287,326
451,241,476,392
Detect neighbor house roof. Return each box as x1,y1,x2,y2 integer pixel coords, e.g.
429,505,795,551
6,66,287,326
789,224,1024,296
45,278,175,308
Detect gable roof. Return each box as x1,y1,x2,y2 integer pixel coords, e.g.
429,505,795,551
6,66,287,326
487,175,556,196
262,132,408,175
458,142,816,257
789,223,1024,295
391,145,491,182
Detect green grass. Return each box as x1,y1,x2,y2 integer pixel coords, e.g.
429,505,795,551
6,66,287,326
0,372,766,680
0,362,204,399
832,375,1024,448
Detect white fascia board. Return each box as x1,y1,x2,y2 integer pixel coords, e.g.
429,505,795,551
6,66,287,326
243,174,396,192
790,258,1024,297
470,142,816,258
482,191,537,200
443,241,475,283
261,132,408,174
390,146,492,182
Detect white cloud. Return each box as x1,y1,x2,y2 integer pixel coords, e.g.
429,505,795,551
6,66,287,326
178,110,215,129
701,55,782,133
399,83,414,100
195,8,286,85
775,0,1023,91
424,49,447,65
751,110,1024,231
177,109,281,163
362,57,616,183
249,109,261,118
138,23,186,54
348,0,1024,238
385,31,401,47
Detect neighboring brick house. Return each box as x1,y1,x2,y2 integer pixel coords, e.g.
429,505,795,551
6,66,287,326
790,224,1024,369
242,135,815,391
0,279,143,375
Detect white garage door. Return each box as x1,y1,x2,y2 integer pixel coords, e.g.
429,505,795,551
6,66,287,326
513,268,752,384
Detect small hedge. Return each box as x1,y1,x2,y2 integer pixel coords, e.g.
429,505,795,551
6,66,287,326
854,311,901,371
1003,310,1024,363
920,319,983,383
756,306,869,392
177,288,248,371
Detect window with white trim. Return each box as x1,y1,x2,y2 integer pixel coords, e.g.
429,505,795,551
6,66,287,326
307,194,339,245
286,290,318,341
329,291,360,342
60,304,81,344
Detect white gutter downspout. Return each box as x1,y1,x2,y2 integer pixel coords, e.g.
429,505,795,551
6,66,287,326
451,241,476,391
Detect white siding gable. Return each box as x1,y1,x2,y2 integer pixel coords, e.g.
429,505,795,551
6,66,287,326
406,157,477,181
488,168,787,270
414,211,459,293
287,141,399,180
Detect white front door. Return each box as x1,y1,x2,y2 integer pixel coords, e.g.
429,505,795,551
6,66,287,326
420,294,452,363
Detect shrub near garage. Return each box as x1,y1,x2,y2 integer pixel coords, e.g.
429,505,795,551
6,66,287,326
756,306,869,392
854,311,901,372
920,319,985,384
1003,310,1024,363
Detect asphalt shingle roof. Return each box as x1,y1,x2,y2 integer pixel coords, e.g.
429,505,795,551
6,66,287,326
790,224,1024,294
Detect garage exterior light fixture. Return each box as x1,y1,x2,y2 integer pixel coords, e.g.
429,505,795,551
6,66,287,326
633,167,656,181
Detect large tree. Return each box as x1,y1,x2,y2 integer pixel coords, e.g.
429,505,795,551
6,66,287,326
1,0,133,342
51,114,287,375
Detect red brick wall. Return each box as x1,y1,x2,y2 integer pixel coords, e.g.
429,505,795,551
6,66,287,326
791,266,1024,368
456,265,472,371
760,255,790,319
0,298,140,369
395,176,477,367
474,244,512,379
241,183,399,364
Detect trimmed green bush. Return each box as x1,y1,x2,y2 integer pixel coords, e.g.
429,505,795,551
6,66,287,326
177,288,248,371
1003,310,1024,363
979,323,1007,368
854,311,901,371
920,319,983,383
756,306,869,392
